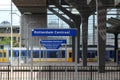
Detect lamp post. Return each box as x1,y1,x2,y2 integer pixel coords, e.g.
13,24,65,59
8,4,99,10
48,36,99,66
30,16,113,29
10,0,13,66
12,12,32,65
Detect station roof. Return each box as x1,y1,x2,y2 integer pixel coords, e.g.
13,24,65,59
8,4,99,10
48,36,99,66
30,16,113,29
12,0,47,14
12,0,120,14
12,0,120,34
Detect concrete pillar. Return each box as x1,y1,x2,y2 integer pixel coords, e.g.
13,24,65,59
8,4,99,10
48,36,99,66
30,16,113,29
21,13,47,47
96,0,106,73
72,37,75,62
72,26,80,63
82,16,88,66
114,33,118,62
77,26,80,63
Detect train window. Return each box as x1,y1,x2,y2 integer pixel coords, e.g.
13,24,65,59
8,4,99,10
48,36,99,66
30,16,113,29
28,51,31,58
13,51,19,57
61,51,65,58
88,51,96,58
41,50,49,58
79,51,82,58
41,53,43,58
47,51,50,58
44,51,48,58
0,52,2,57
95,51,97,56
109,51,114,58
21,50,27,56
88,52,90,58
0,45,4,49
33,51,39,58
41,51,47,58
49,51,57,58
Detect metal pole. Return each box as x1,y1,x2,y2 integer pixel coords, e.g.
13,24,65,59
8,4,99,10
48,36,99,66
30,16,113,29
30,28,33,80
39,41,41,62
93,13,95,45
19,14,22,65
75,36,78,80
65,43,67,63
27,23,29,64
65,43,67,80
10,1,13,80
10,0,13,66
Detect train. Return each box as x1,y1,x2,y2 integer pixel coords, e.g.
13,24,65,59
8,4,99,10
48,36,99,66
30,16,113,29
0,45,120,63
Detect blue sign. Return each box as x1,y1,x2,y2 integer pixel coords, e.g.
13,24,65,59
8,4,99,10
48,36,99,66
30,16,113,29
40,40,66,49
42,44,61,49
32,29,77,36
40,40,66,44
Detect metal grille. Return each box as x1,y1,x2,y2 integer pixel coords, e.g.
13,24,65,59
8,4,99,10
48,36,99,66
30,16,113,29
0,65,120,80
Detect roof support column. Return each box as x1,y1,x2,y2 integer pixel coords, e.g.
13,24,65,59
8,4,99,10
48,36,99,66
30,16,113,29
72,37,75,62
96,0,106,73
76,26,81,63
71,26,80,63
114,33,118,62
81,16,88,66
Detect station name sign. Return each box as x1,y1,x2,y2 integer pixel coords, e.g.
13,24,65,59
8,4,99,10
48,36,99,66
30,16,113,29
40,40,66,44
40,40,66,49
32,28,77,36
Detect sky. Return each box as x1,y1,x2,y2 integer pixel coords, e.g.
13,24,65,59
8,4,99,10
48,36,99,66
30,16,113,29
0,0,20,25
0,0,11,5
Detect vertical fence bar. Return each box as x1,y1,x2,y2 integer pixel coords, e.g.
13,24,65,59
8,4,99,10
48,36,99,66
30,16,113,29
49,65,51,80
90,66,92,80
57,66,58,80
118,66,120,80
8,65,10,80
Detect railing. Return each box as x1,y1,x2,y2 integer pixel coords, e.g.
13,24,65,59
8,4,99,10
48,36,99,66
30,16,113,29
0,65,120,80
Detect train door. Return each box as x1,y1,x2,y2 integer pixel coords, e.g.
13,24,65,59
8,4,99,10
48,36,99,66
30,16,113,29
0,50,8,62
61,50,66,62
0,50,2,62
21,50,27,63
87,50,97,62
3,50,8,62
68,50,72,62
33,50,39,62
40,50,47,62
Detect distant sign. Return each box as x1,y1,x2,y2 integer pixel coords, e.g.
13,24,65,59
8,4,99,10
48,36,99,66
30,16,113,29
40,40,66,49
32,29,77,36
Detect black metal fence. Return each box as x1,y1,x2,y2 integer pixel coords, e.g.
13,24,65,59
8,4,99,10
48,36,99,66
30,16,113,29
0,65,120,80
